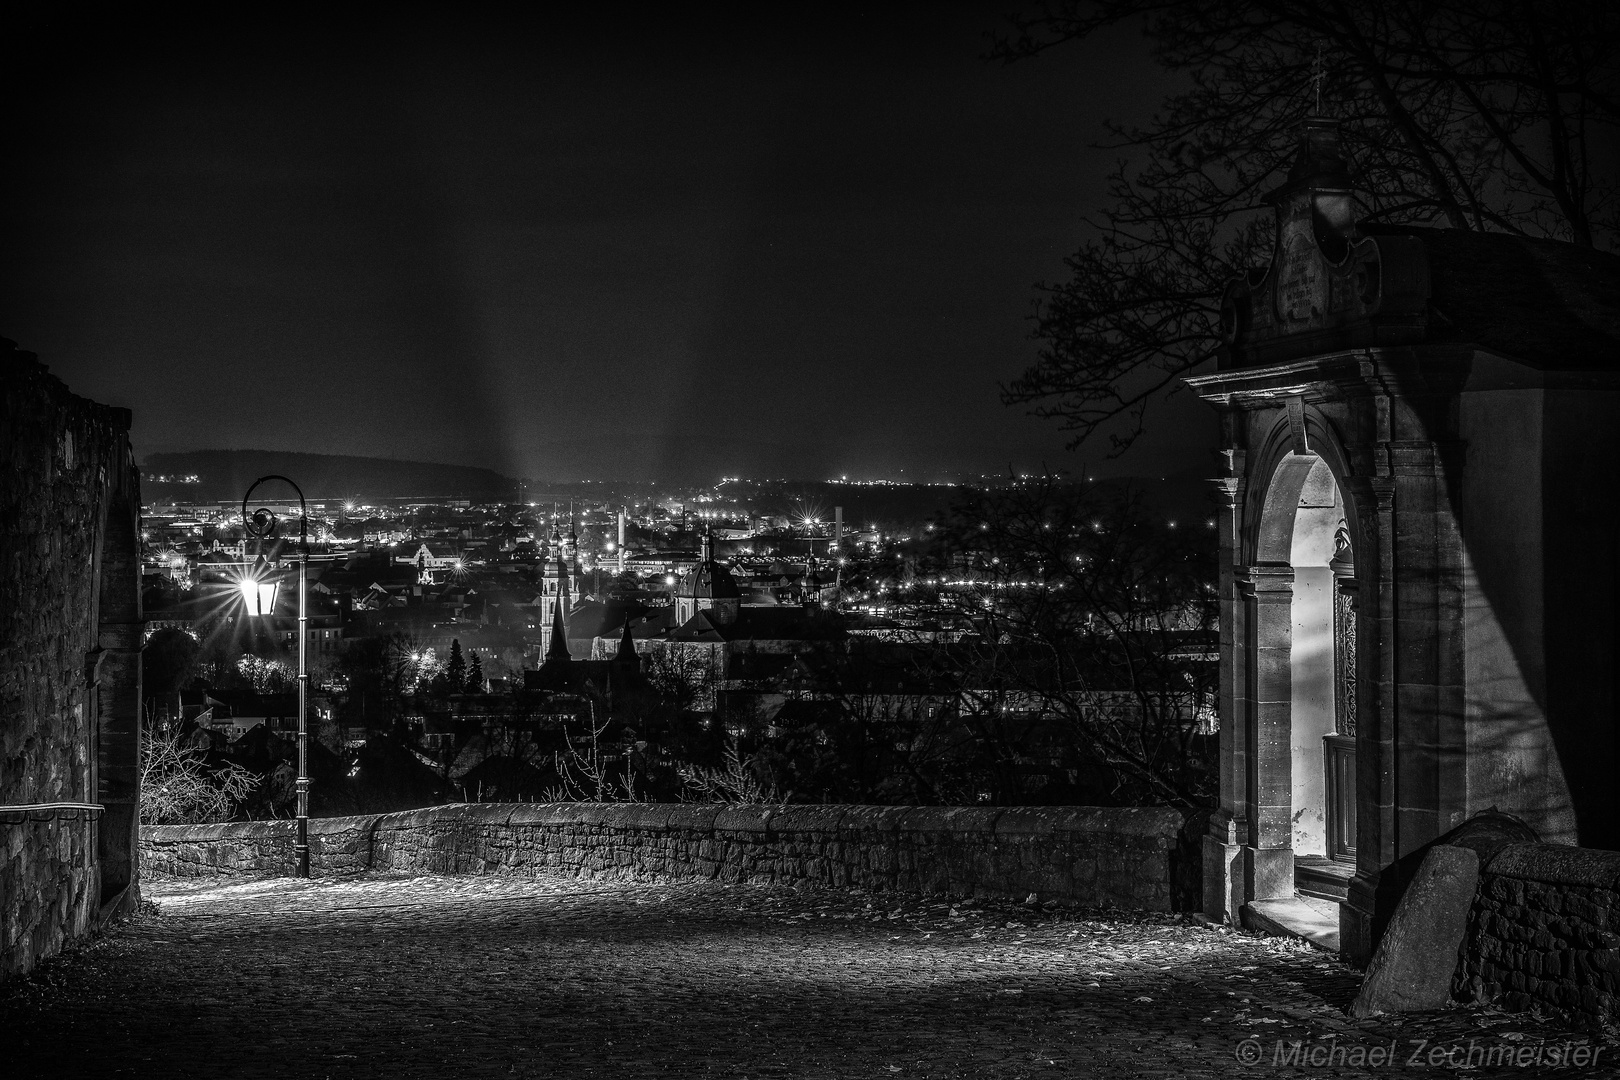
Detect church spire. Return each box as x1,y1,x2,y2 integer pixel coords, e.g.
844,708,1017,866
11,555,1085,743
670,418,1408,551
615,618,638,665
547,601,571,662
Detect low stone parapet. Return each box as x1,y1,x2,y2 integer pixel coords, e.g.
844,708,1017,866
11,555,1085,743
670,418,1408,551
140,803,1193,910
1457,842,1620,1030
141,815,380,878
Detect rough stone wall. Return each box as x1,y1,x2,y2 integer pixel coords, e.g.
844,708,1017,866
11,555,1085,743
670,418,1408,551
140,817,380,879
142,803,1191,910
1456,843,1620,1030
0,818,98,982
1,340,142,981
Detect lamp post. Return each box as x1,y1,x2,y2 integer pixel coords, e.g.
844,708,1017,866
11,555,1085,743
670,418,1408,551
241,475,311,878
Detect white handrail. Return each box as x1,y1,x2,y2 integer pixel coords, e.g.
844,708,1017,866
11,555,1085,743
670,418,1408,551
0,802,106,822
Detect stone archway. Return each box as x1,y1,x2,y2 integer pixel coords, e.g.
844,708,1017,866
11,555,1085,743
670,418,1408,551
1216,406,1363,916
1249,452,1359,893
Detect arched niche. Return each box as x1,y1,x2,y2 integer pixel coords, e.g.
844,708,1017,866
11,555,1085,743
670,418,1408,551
1282,457,1343,857
1239,406,1360,897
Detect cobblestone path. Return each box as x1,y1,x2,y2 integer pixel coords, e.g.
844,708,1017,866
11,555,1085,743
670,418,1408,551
2,874,1610,1079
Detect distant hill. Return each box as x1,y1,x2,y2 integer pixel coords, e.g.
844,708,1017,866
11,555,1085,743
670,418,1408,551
736,476,1217,531
141,450,520,503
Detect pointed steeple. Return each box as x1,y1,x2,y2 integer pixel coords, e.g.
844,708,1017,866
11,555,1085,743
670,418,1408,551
615,618,639,666
557,541,572,609
547,602,571,662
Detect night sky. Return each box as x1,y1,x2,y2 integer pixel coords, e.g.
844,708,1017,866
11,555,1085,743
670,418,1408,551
2,7,1212,484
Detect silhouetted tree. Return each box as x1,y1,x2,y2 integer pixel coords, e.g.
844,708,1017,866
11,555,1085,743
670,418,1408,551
923,476,1219,806
994,0,1619,453
142,627,200,718
446,639,467,694
467,652,485,693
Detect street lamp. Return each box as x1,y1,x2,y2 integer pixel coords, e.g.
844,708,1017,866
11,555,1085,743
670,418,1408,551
238,576,279,616
241,474,312,878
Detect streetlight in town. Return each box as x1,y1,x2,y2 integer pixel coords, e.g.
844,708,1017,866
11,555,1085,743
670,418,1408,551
241,474,312,878
238,575,279,615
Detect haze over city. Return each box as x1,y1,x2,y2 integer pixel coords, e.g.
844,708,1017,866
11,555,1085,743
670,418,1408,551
1,7,1213,484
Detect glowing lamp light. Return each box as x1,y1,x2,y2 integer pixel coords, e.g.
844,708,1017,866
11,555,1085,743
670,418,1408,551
238,577,279,616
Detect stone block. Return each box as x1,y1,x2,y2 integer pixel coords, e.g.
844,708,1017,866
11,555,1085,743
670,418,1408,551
382,807,447,831
713,806,775,833
768,805,847,834
1489,845,1620,891
447,803,519,827
596,803,677,831
1588,949,1620,975
1352,844,1480,1017
898,806,999,835
663,804,723,833
838,805,911,834
538,802,612,827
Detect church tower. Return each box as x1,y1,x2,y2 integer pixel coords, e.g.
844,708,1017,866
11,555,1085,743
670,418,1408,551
673,526,741,625
566,505,581,599
539,514,572,657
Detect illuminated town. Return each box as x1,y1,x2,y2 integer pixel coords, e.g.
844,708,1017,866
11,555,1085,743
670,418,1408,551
5,3,1619,1076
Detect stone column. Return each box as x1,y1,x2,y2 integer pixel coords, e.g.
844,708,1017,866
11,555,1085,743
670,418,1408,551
96,618,142,903
1244,563,1296,901
1340,472,1389,964
1387,442,1468,850
95,480,144,910
1205,467,1247,922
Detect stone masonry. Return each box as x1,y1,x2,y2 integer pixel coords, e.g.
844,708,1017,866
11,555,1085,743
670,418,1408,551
1456,842,1620,1031
141,802,1195,910
1,339,143,982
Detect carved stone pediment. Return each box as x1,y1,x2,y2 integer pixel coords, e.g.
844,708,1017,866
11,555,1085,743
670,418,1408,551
1220,119,1430,368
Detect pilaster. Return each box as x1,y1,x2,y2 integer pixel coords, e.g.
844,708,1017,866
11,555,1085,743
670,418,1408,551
1239,563,1296,900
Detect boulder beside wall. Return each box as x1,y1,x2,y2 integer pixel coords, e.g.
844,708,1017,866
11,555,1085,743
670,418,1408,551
1351,844,1480,1017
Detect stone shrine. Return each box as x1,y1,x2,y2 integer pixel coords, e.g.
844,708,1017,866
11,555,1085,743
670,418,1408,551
1188,118,1620,964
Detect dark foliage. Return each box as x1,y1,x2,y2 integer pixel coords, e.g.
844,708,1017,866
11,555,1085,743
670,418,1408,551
994,0,1619,453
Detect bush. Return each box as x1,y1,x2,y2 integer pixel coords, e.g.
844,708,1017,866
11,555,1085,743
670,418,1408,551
139,727,259,825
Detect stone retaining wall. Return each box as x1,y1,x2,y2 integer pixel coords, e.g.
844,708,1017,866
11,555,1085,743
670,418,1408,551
2,340,143,983
0,818,98,981
1457,843,1620,1030
141,802,1194,910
